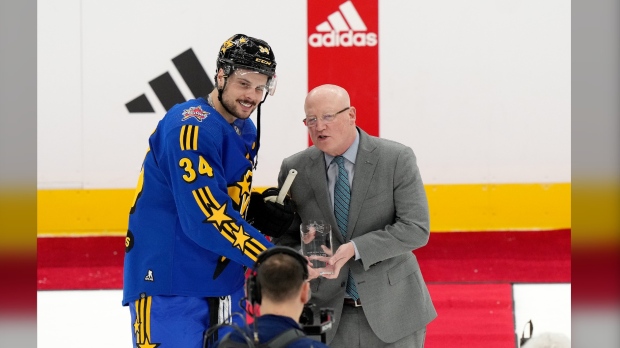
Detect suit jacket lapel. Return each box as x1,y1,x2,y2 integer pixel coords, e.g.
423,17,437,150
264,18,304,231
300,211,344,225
348,129,378,238
304,147,342,242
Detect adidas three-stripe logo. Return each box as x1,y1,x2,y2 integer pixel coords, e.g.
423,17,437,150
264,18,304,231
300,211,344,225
126,48,213,113
308,0,378,47
316,0,366,32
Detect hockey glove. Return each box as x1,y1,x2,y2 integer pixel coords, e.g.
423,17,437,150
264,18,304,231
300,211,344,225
246,188,296,238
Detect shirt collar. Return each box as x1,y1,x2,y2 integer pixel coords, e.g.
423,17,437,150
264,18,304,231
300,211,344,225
324,128,360,167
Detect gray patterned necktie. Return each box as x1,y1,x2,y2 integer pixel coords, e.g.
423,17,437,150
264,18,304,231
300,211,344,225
333,155,359,301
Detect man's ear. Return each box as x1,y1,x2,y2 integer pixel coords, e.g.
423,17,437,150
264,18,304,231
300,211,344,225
300,282,311,304
215,68,227,87
349,106,357,123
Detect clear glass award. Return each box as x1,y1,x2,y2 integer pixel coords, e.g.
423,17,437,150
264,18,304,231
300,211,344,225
300,220,334,275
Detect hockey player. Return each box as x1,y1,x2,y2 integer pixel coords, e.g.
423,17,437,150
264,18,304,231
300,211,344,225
123,33,293,348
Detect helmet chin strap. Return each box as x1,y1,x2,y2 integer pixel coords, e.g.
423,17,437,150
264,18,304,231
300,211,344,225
253,98,268,169
217,76,269,170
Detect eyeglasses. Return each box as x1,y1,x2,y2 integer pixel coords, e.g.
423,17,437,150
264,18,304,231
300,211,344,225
303,107,350,127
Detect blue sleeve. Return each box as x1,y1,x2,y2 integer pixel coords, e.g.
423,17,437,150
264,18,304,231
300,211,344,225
160,122,273,268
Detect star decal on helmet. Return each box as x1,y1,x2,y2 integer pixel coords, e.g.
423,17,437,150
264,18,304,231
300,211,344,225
221,37,235,54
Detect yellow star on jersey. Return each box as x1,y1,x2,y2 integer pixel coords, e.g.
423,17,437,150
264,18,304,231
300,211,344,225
228,170,252,207
138,336,160,348
232,225,251,251
206,202,233,229
238,172,251,196
133,316,140,335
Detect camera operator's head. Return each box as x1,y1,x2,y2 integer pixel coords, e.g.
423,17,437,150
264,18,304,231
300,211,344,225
249,247,310,322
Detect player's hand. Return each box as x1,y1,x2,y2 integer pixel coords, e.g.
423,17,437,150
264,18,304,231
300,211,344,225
245,188,296,238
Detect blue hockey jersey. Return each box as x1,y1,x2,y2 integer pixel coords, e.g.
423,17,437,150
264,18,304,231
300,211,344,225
122,97,273,305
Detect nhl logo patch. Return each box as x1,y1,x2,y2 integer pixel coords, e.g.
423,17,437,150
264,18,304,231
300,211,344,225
182,105,208,122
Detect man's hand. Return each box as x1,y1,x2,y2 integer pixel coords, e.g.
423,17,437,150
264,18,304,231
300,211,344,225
321,242,355,279
304,256,321,281
245,188,296,238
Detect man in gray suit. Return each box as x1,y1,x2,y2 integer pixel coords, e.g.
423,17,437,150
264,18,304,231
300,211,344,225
274,84,437,347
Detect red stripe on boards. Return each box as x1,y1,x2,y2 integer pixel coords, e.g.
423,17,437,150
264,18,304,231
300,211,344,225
37,236,125,290
37,230,570,290
416,229,571,283
425,283,516,348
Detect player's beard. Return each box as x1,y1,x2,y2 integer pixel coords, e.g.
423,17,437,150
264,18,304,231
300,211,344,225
221,92,257,121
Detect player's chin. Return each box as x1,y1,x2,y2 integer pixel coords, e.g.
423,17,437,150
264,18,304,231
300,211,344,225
238,108,256,119
234,111,253,120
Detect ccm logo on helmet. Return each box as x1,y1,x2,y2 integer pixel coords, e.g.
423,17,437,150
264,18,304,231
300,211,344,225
255,58,272,65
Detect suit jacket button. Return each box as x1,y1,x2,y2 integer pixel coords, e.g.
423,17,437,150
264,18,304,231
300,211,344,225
340,281,346,287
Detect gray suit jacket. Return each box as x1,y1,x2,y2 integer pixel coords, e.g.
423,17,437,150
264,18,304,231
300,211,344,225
274,128,437,344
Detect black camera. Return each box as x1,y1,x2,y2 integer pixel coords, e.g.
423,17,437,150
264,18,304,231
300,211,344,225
299,303,334,344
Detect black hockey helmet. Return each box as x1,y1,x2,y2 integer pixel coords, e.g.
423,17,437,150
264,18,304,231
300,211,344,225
217,34,277,78
214,34,278,169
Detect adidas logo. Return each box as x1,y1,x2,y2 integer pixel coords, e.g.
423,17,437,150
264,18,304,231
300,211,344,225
308,0,378,48
126,48,213,113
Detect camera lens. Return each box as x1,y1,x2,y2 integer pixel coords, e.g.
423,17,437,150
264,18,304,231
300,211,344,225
299,303,315,325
